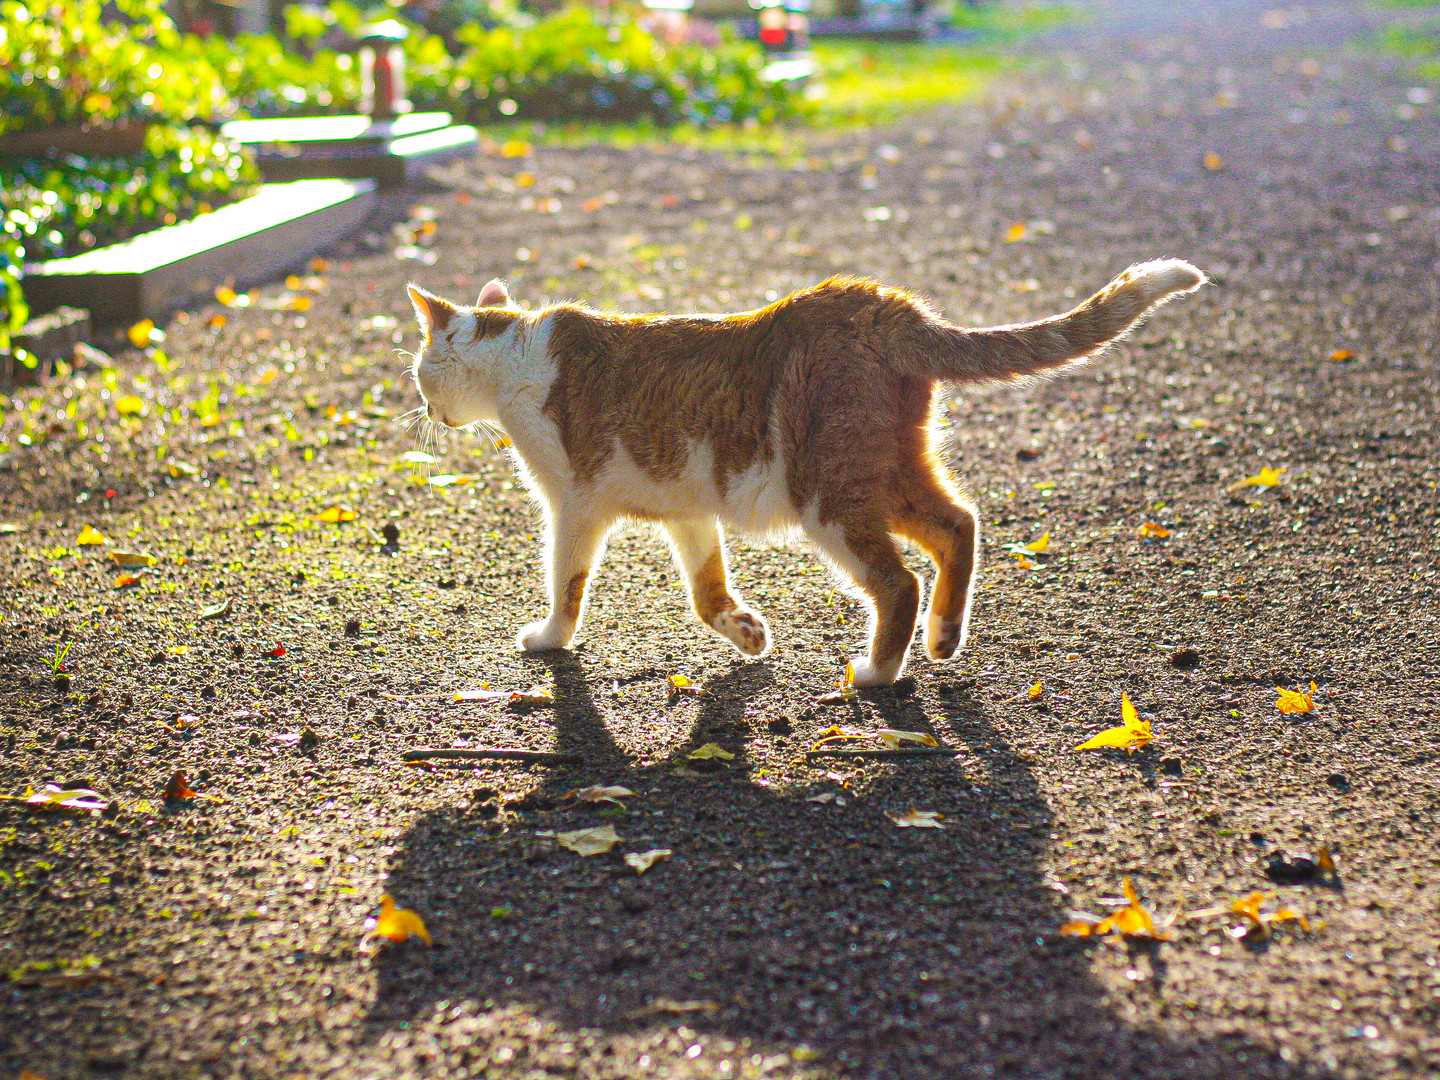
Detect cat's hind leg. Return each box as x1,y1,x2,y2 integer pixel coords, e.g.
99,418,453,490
665,518,770,656
891,476,978,661
808,521,921,687
517,509,609,652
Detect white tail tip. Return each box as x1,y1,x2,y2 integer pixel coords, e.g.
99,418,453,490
1130,259,1207,302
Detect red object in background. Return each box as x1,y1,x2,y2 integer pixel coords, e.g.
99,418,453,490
266,643,287,658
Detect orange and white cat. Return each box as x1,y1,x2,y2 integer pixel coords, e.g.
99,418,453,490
407,262,1202,686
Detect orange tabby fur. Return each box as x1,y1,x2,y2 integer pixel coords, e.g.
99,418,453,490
408,260,1204,685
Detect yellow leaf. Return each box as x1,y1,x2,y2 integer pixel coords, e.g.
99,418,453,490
509,685,554,706
1275,681,1316,714
885,808,945,828
515,171,535,188
168,460,199,478
688,743,734,761
668,673,703,695
127,319,158,348
1003,221,1028,243
1065,876,1169,940
1316,846,1335,875
874,728,940,748
554,825,621,856
1229,466,1286,492
500,139,532,158
114,572,144,589
374,894,431,944
19,784,106,810
1136,521,1171,539
1329,348,1354,362
110,550,157,567
77,525,107,546
115,395,145,416
1076,692,1151,752
313,505,357,524
283,295,312,312
254,366,279,387
215,285,238,306
1025,531,1050,553
624,848,672,875
1203,152,1224,171
1027,681,1044,700
809,725,869,750
842,661,855,687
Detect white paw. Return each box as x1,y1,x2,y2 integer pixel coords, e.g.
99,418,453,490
710,607,771,657
925,613,967,661
846,655,903,688
517,620,571,652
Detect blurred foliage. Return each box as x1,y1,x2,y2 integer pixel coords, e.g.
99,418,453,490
1,127,258,262
0,0,235,133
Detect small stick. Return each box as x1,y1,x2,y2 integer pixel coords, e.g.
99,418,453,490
804,748,961,762
402,748,584,766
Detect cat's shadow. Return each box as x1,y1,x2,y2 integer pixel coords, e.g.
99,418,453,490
367,656,1327,1079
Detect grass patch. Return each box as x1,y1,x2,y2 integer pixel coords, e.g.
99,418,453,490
809,41,1006,126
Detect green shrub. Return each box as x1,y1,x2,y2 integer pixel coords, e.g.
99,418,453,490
0,0,233,133
0,126,259,263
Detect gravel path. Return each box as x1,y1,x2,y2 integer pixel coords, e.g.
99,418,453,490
2,2,1438,1078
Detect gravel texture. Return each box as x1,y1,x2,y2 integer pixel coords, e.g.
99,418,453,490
2,1,1439,1078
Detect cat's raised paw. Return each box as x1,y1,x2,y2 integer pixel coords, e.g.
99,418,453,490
517,620,572,652
926,616,966,660
710,607,771,657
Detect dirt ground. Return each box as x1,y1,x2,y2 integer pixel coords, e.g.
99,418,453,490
2,0,1438,1077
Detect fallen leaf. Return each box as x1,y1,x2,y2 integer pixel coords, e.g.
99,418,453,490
1275,681,1316,714
313,506,357,523
373,894,432,944
554,825,621,856
455,688,510,702
401,450,438,464
10,784,107,811
886,808,945,828
1329,348,1354,362
168,460,199,478
127,319,159,348
1060,876,1171,940
113,572,144,589
1003,222,1028,243
115,395,146,416
163,771,196,801
1228,891,1310,934
1026,681,1044,700
570,785,635,805
809,724,869,750
110,550,157,567
265,643,287,658
1203,152,1224,170
1228,466,1286,492
198,598,232,621
805,792,846,805
1026,531,1051,553
624,849,672,874
1076,692,1152,753
667,673,703,695
687,743,734,761
1135,521,1171,539
509,685,554,706
77,525,106,546
874,728,939,749
1316,846,1335,875
500,140,532,158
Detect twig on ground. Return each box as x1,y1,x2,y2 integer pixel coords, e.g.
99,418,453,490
803,748,962,762
402,748,585,766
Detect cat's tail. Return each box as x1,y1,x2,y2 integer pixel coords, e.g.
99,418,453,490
909,259,1206,383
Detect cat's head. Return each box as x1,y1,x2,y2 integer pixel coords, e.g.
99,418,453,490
407,279,519,428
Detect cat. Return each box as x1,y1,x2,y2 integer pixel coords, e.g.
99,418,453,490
406,261,1203,686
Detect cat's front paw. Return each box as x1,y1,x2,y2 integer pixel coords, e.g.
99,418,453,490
710,607,771,656
846,655,903,688
517,620,572,652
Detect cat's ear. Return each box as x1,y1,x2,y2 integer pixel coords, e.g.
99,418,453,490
476,279,511,309
407,284,456,339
